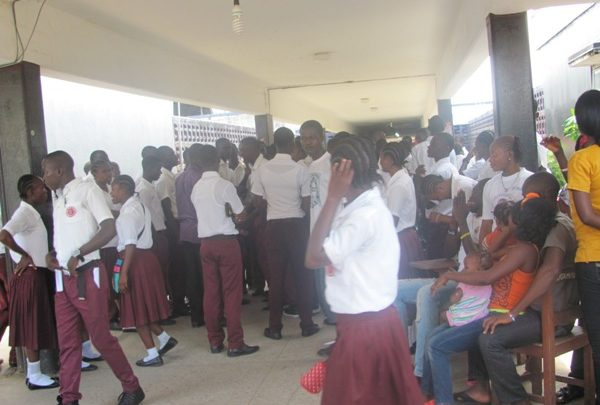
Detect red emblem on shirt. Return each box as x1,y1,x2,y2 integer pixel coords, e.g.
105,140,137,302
66,206,77,217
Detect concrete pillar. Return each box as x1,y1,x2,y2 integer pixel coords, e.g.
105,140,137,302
255,114,274,145
0,62,57,374
437,99,454,134
487,12,538,171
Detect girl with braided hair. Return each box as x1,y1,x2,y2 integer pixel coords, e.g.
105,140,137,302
0,175,59,390
305,136,423,404
379,142,424,279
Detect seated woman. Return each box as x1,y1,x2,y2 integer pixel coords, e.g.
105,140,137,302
421,194,558,405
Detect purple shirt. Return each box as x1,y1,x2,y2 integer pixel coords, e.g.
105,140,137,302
175,167,203,243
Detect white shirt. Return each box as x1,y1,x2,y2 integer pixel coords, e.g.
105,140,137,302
135,178,167,231
411,137,435,174
476,160,499,181
116,196,153,251
462,158,486,180
251,153,310,221
431,156,459,180
537,133,548,169
433,174,477,215
53,178,113,268
308,152,331,231
191,172,244,238
155,167,178,218
323,188,399,314
457,213,483,268
98,184,118,249
248,154,266,191
482,168,534,220
219,160,246,187
2,201,48,267
385,169,416,232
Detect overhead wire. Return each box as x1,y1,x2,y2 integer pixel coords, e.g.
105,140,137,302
0,0,48,69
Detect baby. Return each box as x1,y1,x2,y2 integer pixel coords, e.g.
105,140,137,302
445,254,492,327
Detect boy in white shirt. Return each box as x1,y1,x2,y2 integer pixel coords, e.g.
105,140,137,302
191,145,259,357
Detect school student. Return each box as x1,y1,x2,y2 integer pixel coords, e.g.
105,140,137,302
42,151,143,405
459,130,497,181
305,135,423,405
111,175,177,367
567,89,600,402
191,145,259,357
0,175,58,390
252,127,319,339
427,132,459,180
479,135,533,243
379,141,423,279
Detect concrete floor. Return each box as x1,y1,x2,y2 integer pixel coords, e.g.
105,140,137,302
0,296,586,404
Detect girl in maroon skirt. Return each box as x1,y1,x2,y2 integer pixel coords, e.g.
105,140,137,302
379,142,424,279
110,175,177,367
306,136,423,405
0,175,59,390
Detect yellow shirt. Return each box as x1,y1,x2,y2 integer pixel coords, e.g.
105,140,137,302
568,145,600,262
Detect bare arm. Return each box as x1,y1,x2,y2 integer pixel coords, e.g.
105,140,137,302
0,229,36,275
479,219,493,244
118,244,136,294
572,190,600,229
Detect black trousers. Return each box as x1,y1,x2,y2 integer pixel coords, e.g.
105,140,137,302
180,241,204,324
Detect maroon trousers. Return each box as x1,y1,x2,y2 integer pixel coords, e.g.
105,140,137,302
152,229,171,296
55,261,139,402
266,218,314,332
200,238,244,349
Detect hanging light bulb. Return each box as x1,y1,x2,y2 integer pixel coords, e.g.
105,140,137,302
232,0,243,34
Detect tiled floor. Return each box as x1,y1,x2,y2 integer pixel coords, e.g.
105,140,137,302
0,296,587,404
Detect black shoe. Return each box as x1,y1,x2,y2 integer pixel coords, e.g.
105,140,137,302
171,308,190,318
317,343,335,358
556,386,584,404
109,321,122,331
159,318,176,326
227,344,259,358
263,328,282,340
82,355,103,362
323,318,336,326
301,324,320,337
81,363,98,372
312,305,321,315
135,356,163,367
283,305,299,318
241,298,250,305
191,320,205,328
158,337,178,356
26,378,59,390
122,327,137,333
56,395,79,405
117,386,145,405
210,344,225,354
251,289,265,297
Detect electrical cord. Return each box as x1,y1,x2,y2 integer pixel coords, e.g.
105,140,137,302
0,0,48,69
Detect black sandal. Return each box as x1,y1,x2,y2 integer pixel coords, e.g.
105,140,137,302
453,390,491,404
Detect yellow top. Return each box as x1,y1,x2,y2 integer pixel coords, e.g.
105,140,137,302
568,145,600,262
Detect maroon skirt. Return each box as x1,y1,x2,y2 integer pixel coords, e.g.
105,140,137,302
322,306,423,405
8,267,58,350
100,247,119,300
397,227,424,279
119,249,169,328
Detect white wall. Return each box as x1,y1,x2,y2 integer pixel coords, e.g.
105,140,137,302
42,76,173,178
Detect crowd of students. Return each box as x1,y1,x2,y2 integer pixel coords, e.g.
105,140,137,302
0,89,600,404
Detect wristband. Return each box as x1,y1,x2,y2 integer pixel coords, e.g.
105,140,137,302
460,232,471,240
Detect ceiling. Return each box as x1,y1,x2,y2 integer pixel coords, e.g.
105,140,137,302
11,0,589,129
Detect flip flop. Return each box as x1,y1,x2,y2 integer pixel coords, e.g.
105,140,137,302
453,390,491,404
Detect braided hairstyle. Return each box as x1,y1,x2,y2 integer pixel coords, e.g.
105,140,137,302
330,135,382,189
420,174,444,197
17,174,38,200
380,142,410,168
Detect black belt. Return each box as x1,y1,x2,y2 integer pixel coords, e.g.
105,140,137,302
76,260,99,300
200,234,237,241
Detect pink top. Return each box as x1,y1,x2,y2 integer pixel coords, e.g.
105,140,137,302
446,282,492,327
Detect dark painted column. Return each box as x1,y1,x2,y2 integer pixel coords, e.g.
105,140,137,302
255,114,274,145
0,62,57,373
437,99,454,134
487,12,538,172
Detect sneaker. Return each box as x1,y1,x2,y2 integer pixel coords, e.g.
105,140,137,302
312,305,321,315
283,305,299,318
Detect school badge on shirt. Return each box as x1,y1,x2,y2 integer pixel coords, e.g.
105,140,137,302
66,206,77,217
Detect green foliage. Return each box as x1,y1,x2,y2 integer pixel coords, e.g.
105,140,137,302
563,108,580,141
547,153,566,188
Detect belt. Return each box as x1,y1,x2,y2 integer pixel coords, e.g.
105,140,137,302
76,260,99,300
200,234,238,241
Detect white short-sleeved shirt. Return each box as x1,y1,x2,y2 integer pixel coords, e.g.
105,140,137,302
219,160,246,188
462,158,486,180
191,172,244,238
385,169,417,232
135,178,167,231
433,174,477,215
116,196,153,251
431,156,459,180
308,152,331,231
53,178,113,268
155,167,178,218
98,184,118,249
482,168,533,220
2,201,48,267
251,153,310,220
248,154,266,191
476,160,499,181
323,187,399,314
411,137,435,174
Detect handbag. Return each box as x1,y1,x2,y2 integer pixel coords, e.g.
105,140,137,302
300,360,327,394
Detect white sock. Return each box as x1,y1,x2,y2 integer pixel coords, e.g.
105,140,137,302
82,340,100,359
27,360,55,386
158,331,170,349
143,347,159,362
81,360,90,369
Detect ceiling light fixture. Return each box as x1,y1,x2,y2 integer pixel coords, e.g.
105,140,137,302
232,0,243,34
